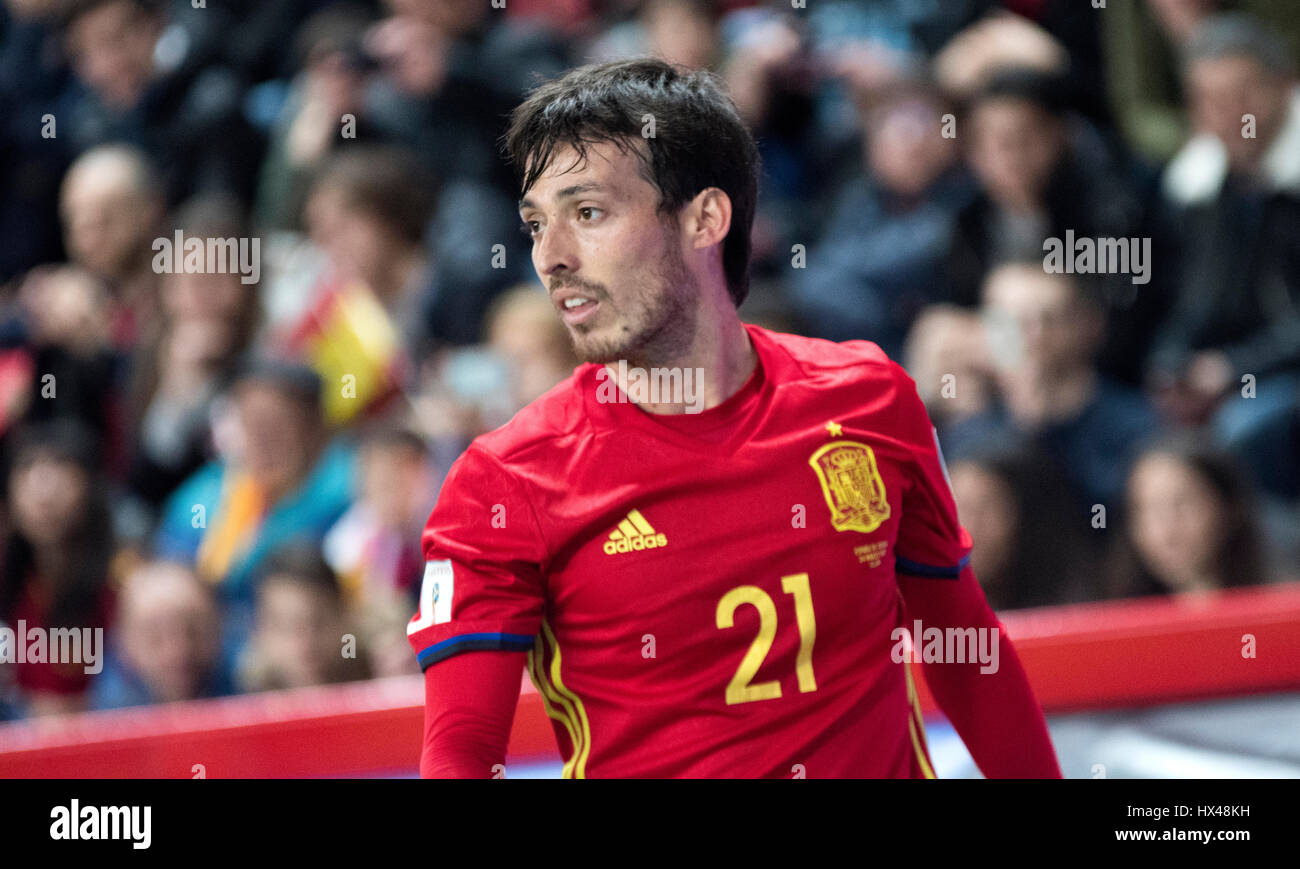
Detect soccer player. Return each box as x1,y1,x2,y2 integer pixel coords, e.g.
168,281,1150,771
407,59,1062,778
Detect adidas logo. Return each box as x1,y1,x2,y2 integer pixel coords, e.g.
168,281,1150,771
603,509,668,555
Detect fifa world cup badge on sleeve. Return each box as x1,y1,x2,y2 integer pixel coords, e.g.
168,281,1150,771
408,559,454,636
808,441,891,534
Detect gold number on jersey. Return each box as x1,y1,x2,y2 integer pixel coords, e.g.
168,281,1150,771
715,573,818,705
782,573,818,693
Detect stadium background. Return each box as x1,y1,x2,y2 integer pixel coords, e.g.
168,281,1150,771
0,0,1297,777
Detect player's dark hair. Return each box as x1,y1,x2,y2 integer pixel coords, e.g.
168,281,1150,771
505,57,761,308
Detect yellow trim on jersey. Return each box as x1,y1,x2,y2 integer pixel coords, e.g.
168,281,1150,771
904,661,936,779
525,618,593,779
541,619,592,779
526,637,582,777
908,716,935,779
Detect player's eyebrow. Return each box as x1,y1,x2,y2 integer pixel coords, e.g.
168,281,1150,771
519,183,606,212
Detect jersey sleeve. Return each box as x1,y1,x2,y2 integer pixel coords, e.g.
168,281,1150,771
889,361,973,580
407,445,547,671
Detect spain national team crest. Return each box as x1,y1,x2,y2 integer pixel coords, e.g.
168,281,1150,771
808,440,891,534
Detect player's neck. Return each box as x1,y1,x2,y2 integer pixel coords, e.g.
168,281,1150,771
606,311,757,416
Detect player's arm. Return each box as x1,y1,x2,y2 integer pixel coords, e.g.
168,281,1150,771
420,648,526,778
888,362,1063,779
407,446,547,778
899,565,1061,778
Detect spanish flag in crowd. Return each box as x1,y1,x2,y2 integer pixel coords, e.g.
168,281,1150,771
282,276,407,426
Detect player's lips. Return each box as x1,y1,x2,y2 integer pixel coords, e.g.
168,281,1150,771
553,289,601,326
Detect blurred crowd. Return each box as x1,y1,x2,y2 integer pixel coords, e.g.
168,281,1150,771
0,0,1298,720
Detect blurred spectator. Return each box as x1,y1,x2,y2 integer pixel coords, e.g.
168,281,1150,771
262,146,430,425
206,0,383,86
1107,435,1269,596
903,304,996,429
1151,13,1300,500
950,263,1161,511
360,3,553,345
301,145,434,356
55,0,265,205
418,169,537,346
4,265,117,450
1104,0,1218,165
153,359,355,618
381,0,570,105
1104,0,1300,165
587,0,722,70
354,585,420,678
0,419,114,716
789,79,974,355
237,541,362,690
58,144,164,348
90,559,233,709
946,69,1136,303
0,0,73,281
505,0,601,38
484,283,579,409
933,3,1111,126
410,343,514,471
946,67,1162,384
723,9,860,276
323,425,435,604
124,195,262,514
364,0,566,188
933,9,1069,103
253,2,379,232
948,440,1097,609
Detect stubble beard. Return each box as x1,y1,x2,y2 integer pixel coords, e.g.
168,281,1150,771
568,238,697,368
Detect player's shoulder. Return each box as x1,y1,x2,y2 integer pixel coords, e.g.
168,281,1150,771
755,326,934,448
462,363,596,469
752,324,908,389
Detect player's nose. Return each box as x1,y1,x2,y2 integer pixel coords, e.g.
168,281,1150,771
534,218,579,278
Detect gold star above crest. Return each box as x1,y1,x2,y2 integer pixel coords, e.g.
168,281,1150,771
824,421,843,437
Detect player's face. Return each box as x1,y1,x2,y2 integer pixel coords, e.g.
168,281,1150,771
519,140,697,364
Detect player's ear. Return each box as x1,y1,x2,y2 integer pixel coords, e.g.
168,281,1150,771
684,187,732,251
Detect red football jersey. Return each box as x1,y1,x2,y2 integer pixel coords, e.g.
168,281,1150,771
407,324,974,777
